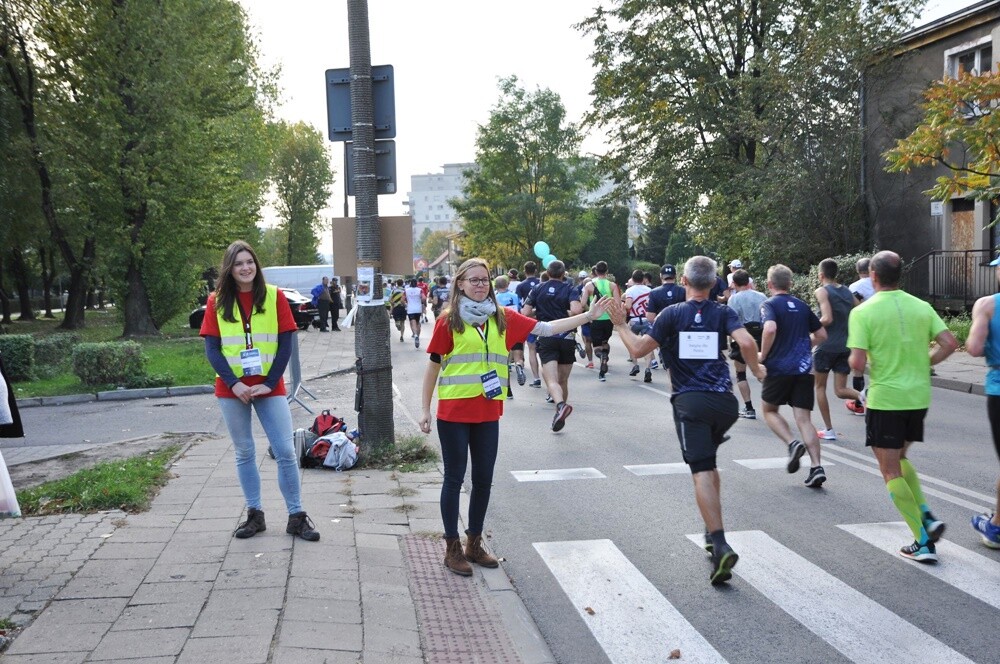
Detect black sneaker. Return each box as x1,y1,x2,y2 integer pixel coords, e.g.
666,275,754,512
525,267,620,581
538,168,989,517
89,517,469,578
515,364,526,386
644,369,653,383
576,342,586,359
529,379,542,388
739,408,756,420
545,394,554,404
235,508,266,539
599,352,609,376
552,402,573,432
286,511,320,542
710,544,739,585
629,364,641,377
786,440,806,474
804,466,826,488
923,513,946,543
900,540,937,563
703,531,713,556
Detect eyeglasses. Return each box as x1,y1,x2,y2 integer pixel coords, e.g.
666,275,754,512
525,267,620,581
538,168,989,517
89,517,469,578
463,278,490,286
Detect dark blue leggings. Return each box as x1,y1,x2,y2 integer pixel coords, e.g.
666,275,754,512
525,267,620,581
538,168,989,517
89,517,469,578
437,419,499,539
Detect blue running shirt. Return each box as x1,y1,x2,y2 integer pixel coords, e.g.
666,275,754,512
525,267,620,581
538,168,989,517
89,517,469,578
650,300,741,395
761,293,822,376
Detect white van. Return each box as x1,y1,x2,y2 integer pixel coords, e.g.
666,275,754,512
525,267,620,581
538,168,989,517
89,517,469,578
261,265,336,293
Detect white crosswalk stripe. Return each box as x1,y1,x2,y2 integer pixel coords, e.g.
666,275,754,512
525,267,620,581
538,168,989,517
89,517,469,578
534,539,728,663
839,521,1000,611
510,468,605,482
686,530,976,663
624,462,692,476
732,457,836,470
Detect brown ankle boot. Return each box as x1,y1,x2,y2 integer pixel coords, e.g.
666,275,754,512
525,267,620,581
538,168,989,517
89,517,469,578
444,537,472,576
464,531,499,568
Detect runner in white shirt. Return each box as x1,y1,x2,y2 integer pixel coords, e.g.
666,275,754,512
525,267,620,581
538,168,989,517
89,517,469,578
404,279,426,348
847,256,874,413
623,269,655,383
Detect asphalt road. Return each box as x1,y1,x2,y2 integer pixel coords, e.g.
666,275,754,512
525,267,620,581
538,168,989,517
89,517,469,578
390,333,999,664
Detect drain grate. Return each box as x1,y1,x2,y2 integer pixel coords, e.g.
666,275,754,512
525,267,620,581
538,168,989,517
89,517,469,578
402,534,524,664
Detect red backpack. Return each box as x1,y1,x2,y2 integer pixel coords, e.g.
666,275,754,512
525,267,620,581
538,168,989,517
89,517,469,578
310,410,345,437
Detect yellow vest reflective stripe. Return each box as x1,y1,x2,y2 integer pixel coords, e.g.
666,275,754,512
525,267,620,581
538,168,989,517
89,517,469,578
217,285,280,378
438,321,509,401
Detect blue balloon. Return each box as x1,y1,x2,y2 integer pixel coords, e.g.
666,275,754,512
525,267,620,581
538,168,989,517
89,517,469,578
542,254,557,268
533,241,550,259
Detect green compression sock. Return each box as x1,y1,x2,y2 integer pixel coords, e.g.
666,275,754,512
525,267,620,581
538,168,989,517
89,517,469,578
887,477,928,544
899,459,929,516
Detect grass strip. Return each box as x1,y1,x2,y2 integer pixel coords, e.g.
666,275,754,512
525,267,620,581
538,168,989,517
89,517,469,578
359,435,438,472
16,446,181,515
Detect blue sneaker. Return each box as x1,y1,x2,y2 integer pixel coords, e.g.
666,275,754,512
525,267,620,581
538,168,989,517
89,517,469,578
922,513,945,543
971,514,1000,549
899,540,937,563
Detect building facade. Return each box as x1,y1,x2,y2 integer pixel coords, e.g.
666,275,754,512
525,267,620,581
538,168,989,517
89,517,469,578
404,163,474,243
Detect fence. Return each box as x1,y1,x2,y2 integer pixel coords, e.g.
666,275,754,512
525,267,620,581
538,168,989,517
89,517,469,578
902,249,997,311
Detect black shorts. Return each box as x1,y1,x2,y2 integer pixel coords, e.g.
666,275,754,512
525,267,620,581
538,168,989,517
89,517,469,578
762,374,815,409
865,408,927,449
511,342,524,352
537,337,576,365
989,396,1000,460
728,324,762,363
391,306,406,321
407,312,422,321
814,349,851,374
590,319,614,346
671,391,739,473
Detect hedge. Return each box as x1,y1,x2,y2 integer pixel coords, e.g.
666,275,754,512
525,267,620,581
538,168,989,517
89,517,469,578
34,333,81,368
71,341,148,387
0,334,35,382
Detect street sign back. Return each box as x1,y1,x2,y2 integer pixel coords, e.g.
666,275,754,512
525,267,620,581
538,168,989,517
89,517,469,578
345,140,397,196
326,64,396,142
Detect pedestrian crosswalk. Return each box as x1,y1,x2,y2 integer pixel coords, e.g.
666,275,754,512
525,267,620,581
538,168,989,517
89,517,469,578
535,526,995,663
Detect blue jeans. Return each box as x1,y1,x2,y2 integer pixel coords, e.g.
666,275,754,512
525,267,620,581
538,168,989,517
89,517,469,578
217,396,302,514
437,419,499,539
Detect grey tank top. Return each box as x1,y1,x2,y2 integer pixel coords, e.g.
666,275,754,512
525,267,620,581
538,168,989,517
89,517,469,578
818,284,853,353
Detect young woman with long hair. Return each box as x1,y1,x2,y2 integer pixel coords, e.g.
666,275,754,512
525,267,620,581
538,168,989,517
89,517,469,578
419,257,609,575
200,240,319,542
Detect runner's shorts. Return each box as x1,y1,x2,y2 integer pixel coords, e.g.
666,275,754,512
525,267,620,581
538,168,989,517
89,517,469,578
537,337,576,365
813,349,851,374
671,391,739,472
762,373,814,409
728,323,763,363
630,319,652,336
589,319,614,347
865,408,927,449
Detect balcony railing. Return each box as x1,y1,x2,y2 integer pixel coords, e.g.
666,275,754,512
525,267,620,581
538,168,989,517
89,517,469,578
901,249,998,312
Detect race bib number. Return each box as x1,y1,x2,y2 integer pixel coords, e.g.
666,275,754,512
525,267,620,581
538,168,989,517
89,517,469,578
240,348,264,376
678,332,719,360
480,369,503,399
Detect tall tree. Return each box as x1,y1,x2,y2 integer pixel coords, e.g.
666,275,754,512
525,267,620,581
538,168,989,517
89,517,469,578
415,228,450,264
580,0,920,270
270,120,335,266
452,76,599,267
578,205,631,279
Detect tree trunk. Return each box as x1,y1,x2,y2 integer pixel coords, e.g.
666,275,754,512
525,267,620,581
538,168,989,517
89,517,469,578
8,247,35,321
39,245,54,318
121,260,159,337
0,257,11,324
349,0,394,450
59,237,94,330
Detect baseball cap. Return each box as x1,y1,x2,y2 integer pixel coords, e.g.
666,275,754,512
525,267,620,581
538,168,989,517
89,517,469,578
729,259,743,269
661,264,676,277
578,271,588,279
991,256,1000,266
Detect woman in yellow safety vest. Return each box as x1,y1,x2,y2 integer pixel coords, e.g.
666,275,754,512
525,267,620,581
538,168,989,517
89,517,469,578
201,240,320,543
419,257,610,576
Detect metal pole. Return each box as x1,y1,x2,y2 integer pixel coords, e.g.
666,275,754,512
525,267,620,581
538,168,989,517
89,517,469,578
286,332,316,413
348,0,394,449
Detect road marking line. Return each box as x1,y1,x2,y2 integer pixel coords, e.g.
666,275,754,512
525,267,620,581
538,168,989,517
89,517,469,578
510,468,606,482
638,384,672,398
733,457,835,470
822,451,993,513
687,530,974,664
624,462,693,476
838,521,1000,611
534,539,728,664
824,446,995,503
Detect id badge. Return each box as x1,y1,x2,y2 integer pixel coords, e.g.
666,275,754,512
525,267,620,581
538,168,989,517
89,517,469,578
240,348,264,376
480,369,503,399
678,332,719,360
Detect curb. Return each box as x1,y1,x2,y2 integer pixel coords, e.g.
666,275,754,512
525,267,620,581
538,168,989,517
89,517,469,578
18,384,215,408
930,376,984,396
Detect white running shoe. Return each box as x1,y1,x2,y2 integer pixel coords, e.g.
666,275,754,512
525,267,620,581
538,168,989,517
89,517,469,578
817,428,837,441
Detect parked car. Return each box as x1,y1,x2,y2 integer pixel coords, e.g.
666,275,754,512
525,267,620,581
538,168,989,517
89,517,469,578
188,288,319,330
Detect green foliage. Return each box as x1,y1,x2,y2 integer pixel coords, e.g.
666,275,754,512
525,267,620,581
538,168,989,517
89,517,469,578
16,446,180,514
415,229,450,264
787,252,871,308
452,76,598,267
359,435,439,472
0,334,34,381
71,341,147,387
579,0,919,272
578,205,630,278
629,261,661,277
32,332,80,379
945,313,972,347
270,120,335,265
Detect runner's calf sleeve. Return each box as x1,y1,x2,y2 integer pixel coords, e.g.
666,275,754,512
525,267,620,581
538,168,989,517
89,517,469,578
853,376,865,392
887,477,929,544
899,459,929,513
736,371,747,382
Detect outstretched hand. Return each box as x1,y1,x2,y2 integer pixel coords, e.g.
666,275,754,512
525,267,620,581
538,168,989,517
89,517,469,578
589,296,613,320
604,298,627,327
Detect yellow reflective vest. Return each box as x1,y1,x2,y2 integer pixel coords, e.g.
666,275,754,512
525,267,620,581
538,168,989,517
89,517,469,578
216,285,280,379
437,319,509,401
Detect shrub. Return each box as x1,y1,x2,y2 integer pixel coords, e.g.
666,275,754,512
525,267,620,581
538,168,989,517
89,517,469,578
124,372,175,389
945,312,972,347
0,334,35,381
72,341,148,387
787,252,872,308
33,333,81,368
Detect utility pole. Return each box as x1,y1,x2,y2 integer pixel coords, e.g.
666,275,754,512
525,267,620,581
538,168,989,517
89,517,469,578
347,0,394,448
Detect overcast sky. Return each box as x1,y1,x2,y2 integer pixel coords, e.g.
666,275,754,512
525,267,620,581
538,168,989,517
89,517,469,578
237,0,969,247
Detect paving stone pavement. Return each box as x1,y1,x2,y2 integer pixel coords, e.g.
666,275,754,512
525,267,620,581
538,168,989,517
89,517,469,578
0,433,553,663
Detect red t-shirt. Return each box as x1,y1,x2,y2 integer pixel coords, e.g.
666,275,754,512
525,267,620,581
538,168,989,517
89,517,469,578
426,310,538,423
200,289,298,398
418,282,429,298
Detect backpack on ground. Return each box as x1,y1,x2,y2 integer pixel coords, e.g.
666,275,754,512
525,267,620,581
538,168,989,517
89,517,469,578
302,432,358,471
310,409,345,437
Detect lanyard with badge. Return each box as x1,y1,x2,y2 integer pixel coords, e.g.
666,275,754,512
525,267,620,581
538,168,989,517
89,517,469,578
475,321,503,398
236,299,264,376
678,301,719,360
